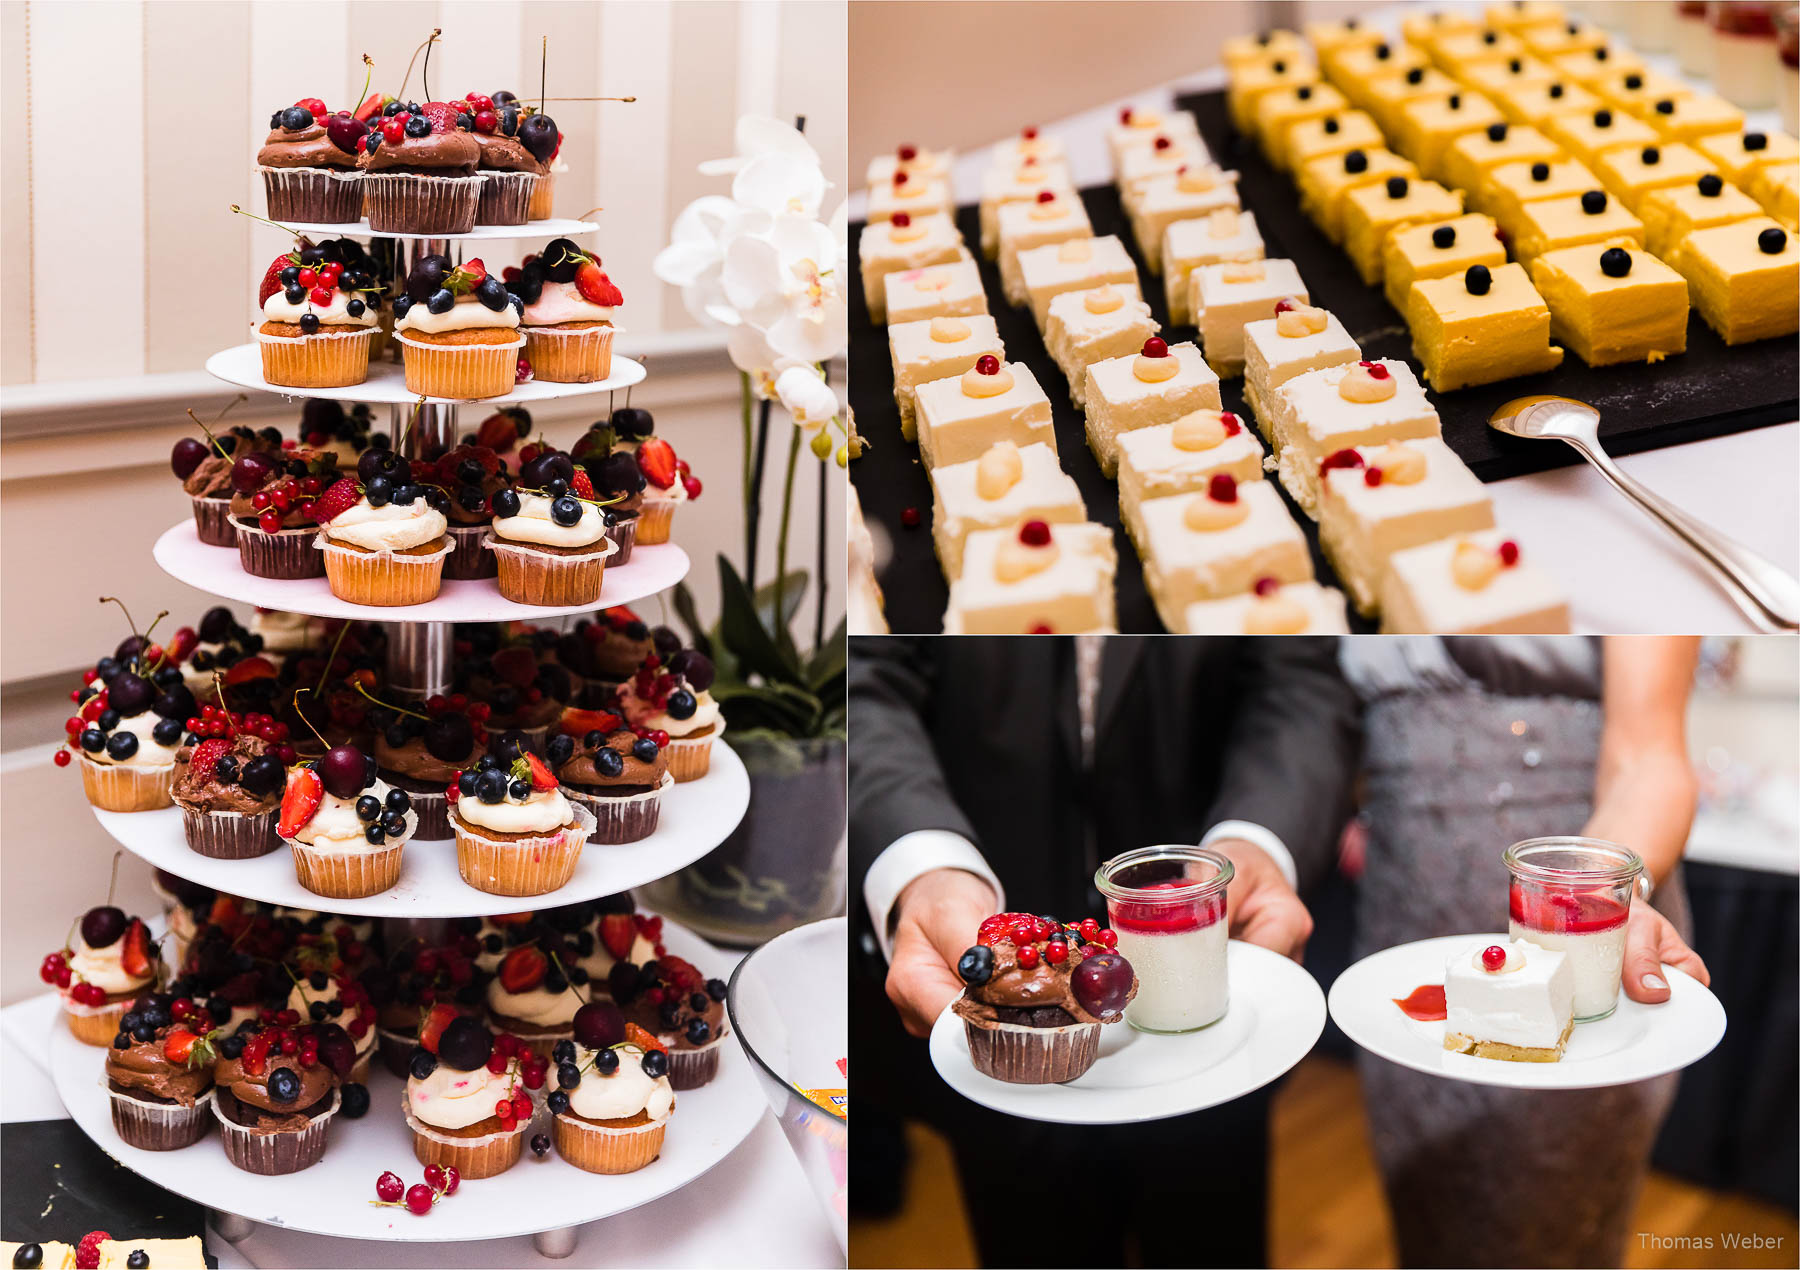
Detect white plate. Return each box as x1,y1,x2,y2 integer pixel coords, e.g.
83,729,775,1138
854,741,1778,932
279,217,598,242
49,919,765,1244
91,742,748,917
153,519,688,622
928,940,1325,1125
204,343,645,406
1328,934,1727,1090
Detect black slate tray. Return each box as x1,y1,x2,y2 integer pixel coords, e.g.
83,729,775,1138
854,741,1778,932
1,1119,218,1266
848,89,1797,634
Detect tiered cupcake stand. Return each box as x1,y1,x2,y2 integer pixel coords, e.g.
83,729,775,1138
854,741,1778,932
54,219,768,1259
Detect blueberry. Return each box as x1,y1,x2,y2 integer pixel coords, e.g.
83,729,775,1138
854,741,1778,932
476,276,509,312
340,1082,371,1118
309,1001,328,1021
553,1038,576,1065
267,1066,301,1102
550,495,583,526
299,312,321,335
364,822,386,844
356,794,381,822
215,754,239,783
686,1018,710,1045
476,768,509,804
152,718,184,747
547,1089,570,1115
132,1023,155,1043
595,747,625,778
706,978,727,1001
386,788,412,814
99,709,121,731
127,1253,150,1270
665,689,697,721
427,288,456,315
346,298,365,317
595,1046,620,1075
221,1034,245,1059
558,1060,581,1087
507,778,529,800
410,1048,438,1079
640,1048,669,1079
392,294,413,320
689,992,709,1012
106,731,139,761
632,737,659,762
458,771,478,797
381,810,408,836
80,728,106,753
280,265,300,284
280,105,314,130
404,114,431,138
491,488,521,518
112,1032,131,1049
957,945,995,986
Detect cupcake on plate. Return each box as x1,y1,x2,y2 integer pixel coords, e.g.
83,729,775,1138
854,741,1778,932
403,1012,540,1178
459,644,570,754
178,606,262,701
310,474,454,607
485,457,619,607
553,608,655,702
367,936,487,1078
608,955,728,1089
427,443,511,578
257,100,365,223
547,726,672,844
487,942,591,1059
43,904,158,1046
296,398,377,468
507,239,621,382
171,728,287,860
468,96,554,225
169,420,278,547
572,430,647,564
546,1003,674,1175
370,696,490,840
209,1020,352,1175
283,967,378,1081
576,895,662,994
62,640,192,813
614,648,722,783
392,255,524,399
228,447,340,579
951,912,1137,1084
254,247,382,389
105,1009,219,1150
454,911,539,977
449,751,594,896
360,100,483,234
277,744,418,900
607,405,700,544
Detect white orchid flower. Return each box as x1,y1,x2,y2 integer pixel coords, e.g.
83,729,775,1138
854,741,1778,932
652,197,773,327
719,215,847,366
698,115,821,177
732,150,831,221
775,365,839,431
728,325,788,398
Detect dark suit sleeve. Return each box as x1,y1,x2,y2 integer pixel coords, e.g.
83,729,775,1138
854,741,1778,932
848,638,981,903
1202,637,1360,893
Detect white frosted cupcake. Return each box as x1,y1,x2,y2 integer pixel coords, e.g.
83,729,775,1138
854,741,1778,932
312,478,453,607
70,703,186,812
518,269,621,383
449,753,593,897
548,1008,674,1175
403,1018,533,1179
393,263,524,400
278,751,419,900
616,660,723,783
486,489,617,607
255,278,379,389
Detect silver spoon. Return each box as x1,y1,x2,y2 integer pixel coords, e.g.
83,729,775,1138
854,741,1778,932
1489,395,1799,632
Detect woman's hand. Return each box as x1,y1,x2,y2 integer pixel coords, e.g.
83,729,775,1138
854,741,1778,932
1621,899,1710,1003
1214,839,1314,963
886,868,999,1037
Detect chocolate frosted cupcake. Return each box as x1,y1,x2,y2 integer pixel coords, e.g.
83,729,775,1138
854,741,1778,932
257,102,364,223
367,935,487,1078
607,955,728,1089
371,700,488,840
209,1021,350,1174
547,726,672,844
471,110,550,225
360,107,483,234
951,912,1136,1085
459,645,571,753
171,731,286,859
229,448,340,580
106,1016,218,1150
171,424,278,547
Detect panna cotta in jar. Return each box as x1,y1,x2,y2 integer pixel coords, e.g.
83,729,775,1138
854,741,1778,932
1097,845,1232,1034
1503,836,1643,1022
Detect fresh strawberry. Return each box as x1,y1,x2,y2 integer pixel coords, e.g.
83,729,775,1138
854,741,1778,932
522,753,557,790
490,646,538,687
575,261,624,307
167,625,199,664
207,893,245,930
657,955,705,995
462,257,487,286
120,919,154,978
354,92,388,122
259,252,296,306
637,438,678,490
475,408,530,453
163,1027,199,1064
559,707,622,738
599,914,638,960
240,1029,274,1077
498,946,547,993
186,738,231,785
421,101,461,133
224,656,279,687
419,1002,461,1053
571,468,595,499
625,1022,666,1054
278,766,323,837
310,476,363,523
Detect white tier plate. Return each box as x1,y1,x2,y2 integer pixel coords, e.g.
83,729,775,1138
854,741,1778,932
1328,934,1727,1090
928,940,1325,1124
153,519,687,622
205,343,644,405
49,918,766,1244
278,217,598,242
92,743,748,917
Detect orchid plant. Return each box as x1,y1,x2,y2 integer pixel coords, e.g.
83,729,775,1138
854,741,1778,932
652,115,848,744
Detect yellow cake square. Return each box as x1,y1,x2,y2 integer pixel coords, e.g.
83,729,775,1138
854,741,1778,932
1528,243,1689,365
1638,175,1764,257
1667,218,1799,344
1341,175,1466,285
1384,213,1509,314
1509,187,1644,266
1406,261,1564,390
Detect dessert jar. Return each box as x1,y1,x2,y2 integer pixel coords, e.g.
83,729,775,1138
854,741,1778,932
1096,845,1233,1034
1504,836,1645,1022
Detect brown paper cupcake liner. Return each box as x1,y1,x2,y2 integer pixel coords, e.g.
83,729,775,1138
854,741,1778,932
606,513,639,565
108,1083,215,1150
528,169,557,220
668,1037,724,1090
190,495,238,547
212,1086,340,1175
523,324,616,383
962,1018,1101,1084
260,165,365,224
405,1101,528,1179
634,499,677,545
179,804,280,859
286,837,407,899
562,772,672,845
452,804,594,897
79,755,176,812
316,535,453,606
553,1110,669,1174
256,328,376,389
487,534,616,606
237,522,328,579
397,333,523,400
663,726,721,783
362,172,484,235
65,999,132,1047
444,522,499,579
378,1025,418,1079
476,170,542,226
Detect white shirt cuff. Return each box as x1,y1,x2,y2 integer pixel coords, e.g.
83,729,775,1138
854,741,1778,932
862,830,1006,962
1201,820,1299,892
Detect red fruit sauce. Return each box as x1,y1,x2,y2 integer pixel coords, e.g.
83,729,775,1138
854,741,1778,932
1509,883,1628,933
1107,880,1226,936
1393,984,1447,1021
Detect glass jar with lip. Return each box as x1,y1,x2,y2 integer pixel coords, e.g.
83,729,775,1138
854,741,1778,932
1095,846,1232,1034
1504,836,1645,1022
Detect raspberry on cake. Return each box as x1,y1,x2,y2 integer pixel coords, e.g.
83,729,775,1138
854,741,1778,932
1139,478,1314,632
1406,263,1565,391
1163,208,1266,325
1015,234,1139,329
1267,360,1442,516
1380,531,1571,633
1529,245,1689,366
1443,939,1575,1062
914,357,1057,470
1044,283,1160,407
1083,339,1224,478
928,441,1086,579
1190,258,1310,378
859,213,965,324
882,257,987,328
1117,410,1266,551
1383,213,1508,315
889,314,1005,441
943,521,1119,635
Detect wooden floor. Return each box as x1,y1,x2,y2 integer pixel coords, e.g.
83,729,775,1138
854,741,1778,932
852,1055,1798,1269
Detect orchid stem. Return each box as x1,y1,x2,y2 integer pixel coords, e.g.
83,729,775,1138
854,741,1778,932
774,424,800,646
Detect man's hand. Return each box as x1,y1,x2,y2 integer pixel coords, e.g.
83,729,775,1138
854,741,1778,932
1213,838,1313,962
886,868,999,1037
1621,899,1710,1004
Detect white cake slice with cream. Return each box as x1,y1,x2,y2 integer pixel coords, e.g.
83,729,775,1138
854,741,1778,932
1443,937,1574,1062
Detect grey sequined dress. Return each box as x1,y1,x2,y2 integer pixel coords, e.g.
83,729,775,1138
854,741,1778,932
1342,637,1692,1270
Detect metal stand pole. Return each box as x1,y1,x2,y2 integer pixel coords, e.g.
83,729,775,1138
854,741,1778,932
212,1211,255,1243
532,1227,579,1259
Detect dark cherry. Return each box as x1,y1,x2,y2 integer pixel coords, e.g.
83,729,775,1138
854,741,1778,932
424,712,474,762
81,905,127,948
437,1016,493,1071
325,110,368,153
107,673,155,716
1071,952,1134,1019
318,744,370,799
667,649,715,691
230,450,276,494
171,437,209,479
611,406,655,438
518,112,559,162
573,1001,626,1051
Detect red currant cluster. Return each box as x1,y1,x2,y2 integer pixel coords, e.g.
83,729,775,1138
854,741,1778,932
38,950,100,999
462,92,503,134
250,473,328,534
974,912,1119,970
628,654,682,715
294,260,349,310
374,1163,460,1216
